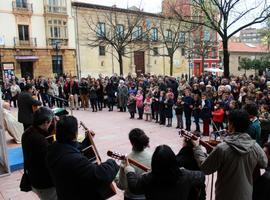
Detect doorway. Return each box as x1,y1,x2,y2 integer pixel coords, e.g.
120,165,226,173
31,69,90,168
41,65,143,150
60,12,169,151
20,62,33,79
134,51,145,74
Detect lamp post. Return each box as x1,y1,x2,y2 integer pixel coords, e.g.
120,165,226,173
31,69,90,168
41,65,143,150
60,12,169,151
0,51,3,86
53,41,61,76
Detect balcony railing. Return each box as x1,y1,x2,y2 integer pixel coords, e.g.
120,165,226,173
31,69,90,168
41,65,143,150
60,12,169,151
14,37,37,47
47,38,68,46
12,1,33,13
44,5,67,14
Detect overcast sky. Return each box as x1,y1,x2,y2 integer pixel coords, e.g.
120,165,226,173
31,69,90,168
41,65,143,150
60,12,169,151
76,0,163,13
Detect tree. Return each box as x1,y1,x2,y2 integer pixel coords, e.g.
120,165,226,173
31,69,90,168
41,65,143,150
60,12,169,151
170,0,270,77
239,56,270,75
83,7,150,75
239,57,253,74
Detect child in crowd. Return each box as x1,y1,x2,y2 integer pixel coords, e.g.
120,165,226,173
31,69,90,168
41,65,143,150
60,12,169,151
201,93,212,136
212,101,225,131
165,93,174,127
144,94,152,121
127,93,136,119
135,90,144,120
159,91,166,125
174,96,184,129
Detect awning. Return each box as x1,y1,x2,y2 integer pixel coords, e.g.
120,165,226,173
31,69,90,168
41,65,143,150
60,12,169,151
15,56,39,61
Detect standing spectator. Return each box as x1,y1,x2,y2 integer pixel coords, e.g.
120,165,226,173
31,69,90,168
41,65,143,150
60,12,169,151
135,90,144,120
193,94,202,132
106,80,116,111
245,103,262,146
183,89,194,131
201,93,212,136
79,78,89,110
96,80,104,111
89,80,98,112
2,81,12,103
144,94,152,121
69,77,80,110
21,107,57,200
151,87,160,122
164,93,174,127
212,101,225,131
174,96,184,129
18,84,42,130
259,104,270,145
38,77,49,107
118,80,128,112
159,91,166,125
19,77,26,91
127,93,136,119
10,81,21,108
56,80,64,108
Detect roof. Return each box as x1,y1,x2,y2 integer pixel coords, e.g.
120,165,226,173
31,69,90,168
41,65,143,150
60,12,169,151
72,1,160,18
220,41,269,53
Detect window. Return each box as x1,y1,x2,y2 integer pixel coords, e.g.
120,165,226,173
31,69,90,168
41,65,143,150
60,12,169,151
47,0,66,13
133,26,142,40
52,55,63,75
204,30,210,41
116,24,124,39
179,32,185,43
99,46,105,56
16,0,27,8
48,18,68,39
181,48,185,56
166,29,172,42
153,47,159,56
151,28,158,41
97,22,106,38
18,25,29,41
211,63,216,68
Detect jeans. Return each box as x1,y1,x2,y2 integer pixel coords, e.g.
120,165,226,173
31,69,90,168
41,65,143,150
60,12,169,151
137,107,143,119
184,110,192,131
32,186,57,200
176,114,183,128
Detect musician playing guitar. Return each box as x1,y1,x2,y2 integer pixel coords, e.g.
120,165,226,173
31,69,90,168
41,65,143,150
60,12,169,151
115,128,152,200
46,116,119,200
191,109,267,200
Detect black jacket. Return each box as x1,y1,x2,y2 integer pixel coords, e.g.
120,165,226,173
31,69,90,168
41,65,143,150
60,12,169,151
253,167,270,200
46,142,119,200
21,126,54,189
126,168,205,200
18,92,42,125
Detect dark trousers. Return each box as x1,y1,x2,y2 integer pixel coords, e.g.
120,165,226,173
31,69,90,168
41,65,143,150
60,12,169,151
184,110,192,131
159,111,166,125
90,98,97,111
40,93,48,106
203,118,210,136
176,114,183,128
129,112,135,118
107,97,114,111
97,97,103,110
194,113,200,132
154,110,159,122
137,107,143,119
213,121,223,132
11,95,17,108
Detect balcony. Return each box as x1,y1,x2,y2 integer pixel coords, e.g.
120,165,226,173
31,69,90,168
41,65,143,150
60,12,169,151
44,5,67,15
12,1,33,15
14,37,37,48
47,38,68,47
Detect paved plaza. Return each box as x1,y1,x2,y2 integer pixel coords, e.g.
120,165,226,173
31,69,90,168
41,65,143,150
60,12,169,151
0,109,215,200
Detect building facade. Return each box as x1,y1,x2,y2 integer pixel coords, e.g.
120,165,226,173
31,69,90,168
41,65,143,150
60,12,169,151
0,0,76,81
239,28,264,44
220,42,268,76
72,2,189,78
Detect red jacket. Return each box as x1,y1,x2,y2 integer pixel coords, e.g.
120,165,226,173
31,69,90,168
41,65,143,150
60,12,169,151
212,108,225,123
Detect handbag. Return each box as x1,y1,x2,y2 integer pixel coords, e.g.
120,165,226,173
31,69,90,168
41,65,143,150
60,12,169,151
20,170,32,192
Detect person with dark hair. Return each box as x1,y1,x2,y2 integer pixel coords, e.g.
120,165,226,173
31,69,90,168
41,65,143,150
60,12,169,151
124,145,205,200
183,88,194,131
192,109,268,200
46,116,119,200
244,103,262,146
18,84,42,130
21,107,56,200
253,142,270,200
115,128,152,200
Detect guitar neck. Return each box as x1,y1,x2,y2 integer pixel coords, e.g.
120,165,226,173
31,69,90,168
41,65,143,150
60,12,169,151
127,158,150,172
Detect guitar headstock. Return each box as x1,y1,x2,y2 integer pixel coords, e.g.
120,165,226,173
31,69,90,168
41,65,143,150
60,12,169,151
179,129,194,140
107,150,126,161
80,121,95,137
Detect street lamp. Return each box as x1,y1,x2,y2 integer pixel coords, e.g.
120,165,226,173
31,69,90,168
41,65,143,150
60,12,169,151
53,41,61,76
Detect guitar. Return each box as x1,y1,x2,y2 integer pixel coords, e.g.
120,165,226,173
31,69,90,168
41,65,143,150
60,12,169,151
107,150,150,172
80,122,116,199
179,129,219,153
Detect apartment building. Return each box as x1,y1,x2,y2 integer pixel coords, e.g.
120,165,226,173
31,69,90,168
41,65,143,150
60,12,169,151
0,0,76,81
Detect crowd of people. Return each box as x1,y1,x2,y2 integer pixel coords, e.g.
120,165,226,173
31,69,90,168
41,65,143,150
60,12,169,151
2,72,270,142
2,72,270,199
